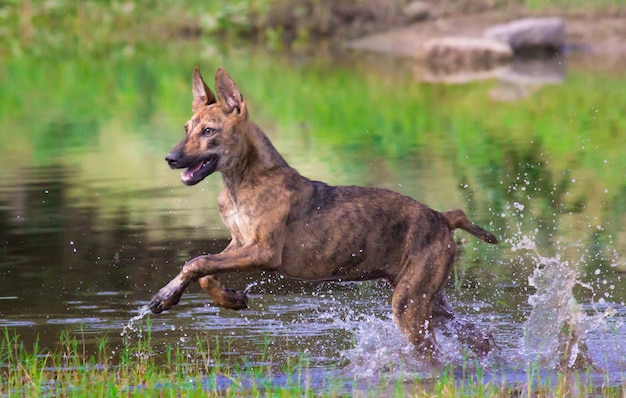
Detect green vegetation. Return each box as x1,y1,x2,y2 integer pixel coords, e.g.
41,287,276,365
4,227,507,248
3,46,625,180
2,327,623,397
0,325,336,396
0,0,275,56
2,0,625,57
522,0,626,10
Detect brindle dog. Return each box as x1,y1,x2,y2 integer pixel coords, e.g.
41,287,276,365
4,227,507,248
150,67,498,358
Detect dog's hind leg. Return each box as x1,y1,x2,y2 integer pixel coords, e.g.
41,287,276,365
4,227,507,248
390,238,460,361
391,261,442,360
432,288,494,357
198,275,248,310
392,279,438,360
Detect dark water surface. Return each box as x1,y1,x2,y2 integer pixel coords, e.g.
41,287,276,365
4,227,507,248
1,44,626,389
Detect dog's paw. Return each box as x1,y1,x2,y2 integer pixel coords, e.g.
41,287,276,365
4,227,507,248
149,282,184,314
215,289,249,310
149,295,176,314
149,297,165,314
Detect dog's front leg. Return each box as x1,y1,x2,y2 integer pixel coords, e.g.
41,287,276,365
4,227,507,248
149,262,197,313
149,245,276,314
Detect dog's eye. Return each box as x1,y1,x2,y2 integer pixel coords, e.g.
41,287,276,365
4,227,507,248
202,127,216,136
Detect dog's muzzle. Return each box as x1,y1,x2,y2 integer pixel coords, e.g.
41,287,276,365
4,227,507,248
165,151,181,169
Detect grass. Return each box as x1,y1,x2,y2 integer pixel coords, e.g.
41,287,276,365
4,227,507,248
0,324,331,397
1,326,624,397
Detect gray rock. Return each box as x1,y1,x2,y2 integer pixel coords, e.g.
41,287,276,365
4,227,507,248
424,37,514,75
403,1,432,22
484,18,565,54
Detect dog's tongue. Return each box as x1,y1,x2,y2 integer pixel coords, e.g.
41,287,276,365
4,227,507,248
181,161,204,181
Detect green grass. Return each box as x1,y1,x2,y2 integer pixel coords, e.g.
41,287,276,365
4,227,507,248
0,325,331,397
1,326,624,397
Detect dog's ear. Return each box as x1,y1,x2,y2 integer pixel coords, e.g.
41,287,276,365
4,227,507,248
215,68,246,117
192,67,217,113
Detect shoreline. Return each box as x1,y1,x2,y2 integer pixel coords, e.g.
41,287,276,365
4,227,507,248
346,9,626,59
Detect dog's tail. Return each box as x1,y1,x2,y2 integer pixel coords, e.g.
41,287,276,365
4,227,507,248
442,209,498,244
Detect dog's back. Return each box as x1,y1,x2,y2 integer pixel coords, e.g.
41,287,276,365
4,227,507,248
276,176,461,283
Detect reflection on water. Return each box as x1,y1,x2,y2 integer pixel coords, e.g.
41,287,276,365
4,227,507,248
1,47,626,391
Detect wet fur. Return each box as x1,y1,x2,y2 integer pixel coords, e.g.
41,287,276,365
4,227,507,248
150,67,498,358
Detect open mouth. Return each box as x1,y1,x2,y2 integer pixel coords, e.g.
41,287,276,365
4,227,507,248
180,156,218,185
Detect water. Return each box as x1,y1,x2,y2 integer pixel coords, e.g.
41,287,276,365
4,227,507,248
1,45,626,391
121,305,152,338
108,232,626,388
339,234,623,375
513,235,596,369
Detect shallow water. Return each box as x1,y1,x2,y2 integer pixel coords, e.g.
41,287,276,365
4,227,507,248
1,44,626,391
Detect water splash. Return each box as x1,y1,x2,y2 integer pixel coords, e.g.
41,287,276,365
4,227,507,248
340,230,615,377
339,314,429,379
121,305,151,338
512,235,609,369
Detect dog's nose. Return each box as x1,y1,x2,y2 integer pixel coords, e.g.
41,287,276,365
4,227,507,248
165,152,179,168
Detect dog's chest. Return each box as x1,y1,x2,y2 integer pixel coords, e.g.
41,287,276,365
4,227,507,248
218,192,255,244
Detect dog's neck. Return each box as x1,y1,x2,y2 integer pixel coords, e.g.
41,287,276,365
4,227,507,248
221,121,289,199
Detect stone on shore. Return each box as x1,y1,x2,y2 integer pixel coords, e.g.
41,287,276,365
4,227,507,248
424,37,514,74
403,1,432,22
484,17,566,54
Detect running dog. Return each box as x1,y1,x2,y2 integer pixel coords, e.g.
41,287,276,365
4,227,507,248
150,67,498,358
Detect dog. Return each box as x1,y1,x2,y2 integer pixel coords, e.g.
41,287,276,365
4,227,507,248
149,67,498,358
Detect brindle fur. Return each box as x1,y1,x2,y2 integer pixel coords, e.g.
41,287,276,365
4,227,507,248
150,67,498,358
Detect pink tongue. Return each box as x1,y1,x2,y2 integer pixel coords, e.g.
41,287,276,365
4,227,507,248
182,161,204,179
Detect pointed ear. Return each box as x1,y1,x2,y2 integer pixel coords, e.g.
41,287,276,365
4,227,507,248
192,66,217,113
215,67,245,116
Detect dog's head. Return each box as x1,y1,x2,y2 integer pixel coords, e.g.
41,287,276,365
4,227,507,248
165,67,248,185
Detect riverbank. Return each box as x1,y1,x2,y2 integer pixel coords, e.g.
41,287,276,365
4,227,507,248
347,7,626,59
1,1,625,57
